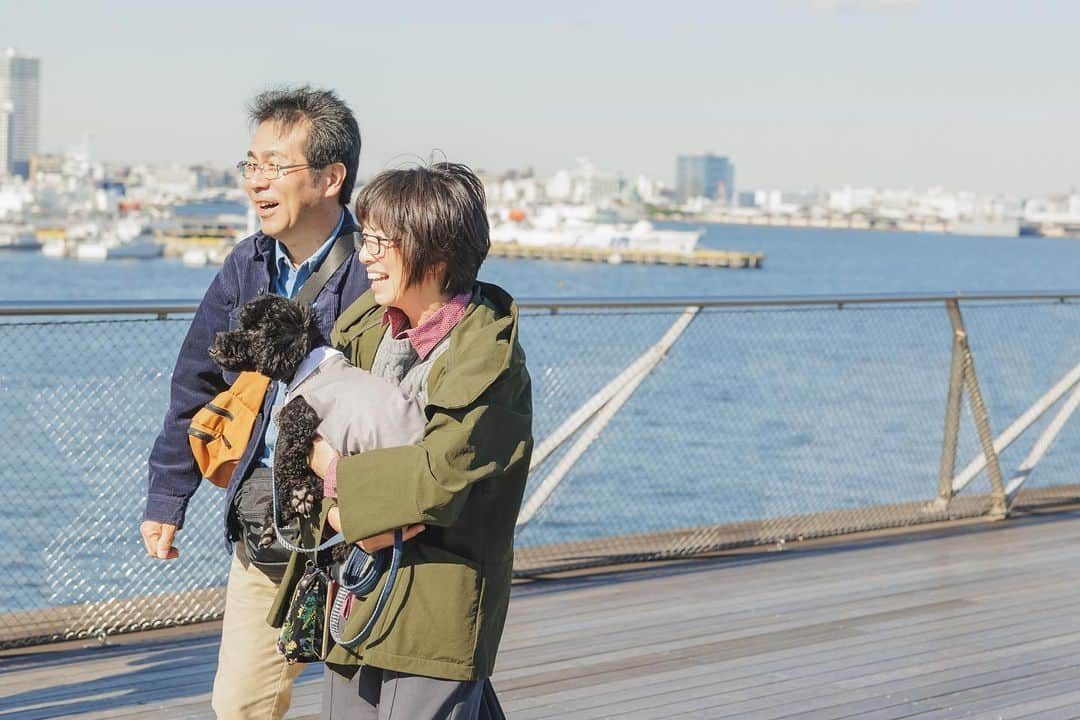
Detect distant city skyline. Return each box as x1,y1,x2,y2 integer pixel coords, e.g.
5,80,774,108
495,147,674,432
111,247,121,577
2,0,1078,195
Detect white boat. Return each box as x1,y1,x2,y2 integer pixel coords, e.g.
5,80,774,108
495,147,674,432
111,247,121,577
950,219,1021,237
75,242,109,261
76,237,163,261
41,239,69,258
182,248,209,267
75,224,163,261
106,237,164,260
491,219,701,256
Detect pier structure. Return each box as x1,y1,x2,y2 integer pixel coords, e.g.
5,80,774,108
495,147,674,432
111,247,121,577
488,242,763,268
2,292,1080,717
33,237,767,269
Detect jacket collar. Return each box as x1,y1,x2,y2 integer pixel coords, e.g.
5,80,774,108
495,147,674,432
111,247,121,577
434,283,520,409
249,212,359,262
242,213,359,293
332,282,521,410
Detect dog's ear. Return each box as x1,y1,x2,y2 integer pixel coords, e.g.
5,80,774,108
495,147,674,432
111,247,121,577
209,329,257,372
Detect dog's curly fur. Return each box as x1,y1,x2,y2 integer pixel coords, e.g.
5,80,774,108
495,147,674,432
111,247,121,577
210,294,324,382
209,295,329,533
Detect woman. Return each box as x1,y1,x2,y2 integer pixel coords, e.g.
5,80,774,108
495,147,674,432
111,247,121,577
271,162,532,719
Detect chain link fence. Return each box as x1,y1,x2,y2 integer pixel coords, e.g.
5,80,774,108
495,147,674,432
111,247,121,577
1,294,1079,648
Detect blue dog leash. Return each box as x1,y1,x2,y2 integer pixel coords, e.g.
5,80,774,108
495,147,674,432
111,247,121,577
328,529,404,648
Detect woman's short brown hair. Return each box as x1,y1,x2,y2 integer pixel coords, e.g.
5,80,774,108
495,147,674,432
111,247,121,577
354,162,489,296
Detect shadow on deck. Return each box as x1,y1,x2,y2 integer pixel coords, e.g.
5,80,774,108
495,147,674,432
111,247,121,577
5,506,1080,719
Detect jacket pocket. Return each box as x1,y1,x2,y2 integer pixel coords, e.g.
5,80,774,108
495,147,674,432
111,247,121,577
360,543,482,666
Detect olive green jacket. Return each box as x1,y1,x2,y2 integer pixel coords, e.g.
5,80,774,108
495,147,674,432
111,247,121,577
269,282,533,681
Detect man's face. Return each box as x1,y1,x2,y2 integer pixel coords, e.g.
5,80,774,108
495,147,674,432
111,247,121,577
244,120,326,243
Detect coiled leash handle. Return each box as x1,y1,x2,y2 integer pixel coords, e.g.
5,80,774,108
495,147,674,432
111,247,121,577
328,528,404,649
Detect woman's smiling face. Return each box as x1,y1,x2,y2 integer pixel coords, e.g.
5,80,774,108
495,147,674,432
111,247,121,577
358,225,410,309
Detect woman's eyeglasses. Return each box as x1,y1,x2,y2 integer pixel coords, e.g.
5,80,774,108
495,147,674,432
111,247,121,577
354,232,401,256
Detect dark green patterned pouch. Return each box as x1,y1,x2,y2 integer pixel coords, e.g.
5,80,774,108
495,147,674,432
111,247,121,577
277,560,330,664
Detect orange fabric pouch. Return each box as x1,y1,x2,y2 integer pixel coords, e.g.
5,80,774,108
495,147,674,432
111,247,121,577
187,371,271,488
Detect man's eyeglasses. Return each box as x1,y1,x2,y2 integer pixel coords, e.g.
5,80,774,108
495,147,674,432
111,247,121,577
236,160,317,180
354,232,401,256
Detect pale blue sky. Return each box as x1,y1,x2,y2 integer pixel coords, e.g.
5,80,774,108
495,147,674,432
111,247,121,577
2,0,1077,194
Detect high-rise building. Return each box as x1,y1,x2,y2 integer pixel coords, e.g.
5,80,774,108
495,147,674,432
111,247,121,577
0,48,41,179
676,154,735,205
0,100,12,178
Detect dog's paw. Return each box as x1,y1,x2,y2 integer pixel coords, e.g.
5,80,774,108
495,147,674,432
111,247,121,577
290,486,316,517
257,523,277,549
330,543,350,564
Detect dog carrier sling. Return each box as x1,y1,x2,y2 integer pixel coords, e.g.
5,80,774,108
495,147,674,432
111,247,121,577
186,232,356,488
188,370,271,488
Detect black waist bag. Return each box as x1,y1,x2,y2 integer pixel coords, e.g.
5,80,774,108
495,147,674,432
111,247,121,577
234,468,300,576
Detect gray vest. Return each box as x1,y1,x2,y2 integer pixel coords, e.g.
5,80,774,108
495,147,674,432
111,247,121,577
287,352,425,454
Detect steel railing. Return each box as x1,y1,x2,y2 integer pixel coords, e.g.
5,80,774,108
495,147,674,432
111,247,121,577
2,292,1079,648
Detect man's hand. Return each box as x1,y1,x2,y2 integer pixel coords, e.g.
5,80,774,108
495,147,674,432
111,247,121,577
309,435,341,479
140,520,180,560
325,506,426,553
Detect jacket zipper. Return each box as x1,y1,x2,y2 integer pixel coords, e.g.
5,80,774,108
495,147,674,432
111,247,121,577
187,427,232,449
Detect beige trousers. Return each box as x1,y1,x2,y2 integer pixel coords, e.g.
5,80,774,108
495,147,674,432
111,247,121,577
211,546,304,720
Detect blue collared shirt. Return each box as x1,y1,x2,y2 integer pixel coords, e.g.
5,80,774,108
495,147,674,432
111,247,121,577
259,210,346,467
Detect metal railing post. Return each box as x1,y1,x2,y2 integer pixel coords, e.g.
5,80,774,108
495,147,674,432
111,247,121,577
944,302,1009,517
936,300,966,508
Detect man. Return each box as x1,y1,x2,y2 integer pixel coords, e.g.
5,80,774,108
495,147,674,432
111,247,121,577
141,85,368,720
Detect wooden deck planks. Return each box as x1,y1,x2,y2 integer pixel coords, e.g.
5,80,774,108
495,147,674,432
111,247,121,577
3,509,1080,719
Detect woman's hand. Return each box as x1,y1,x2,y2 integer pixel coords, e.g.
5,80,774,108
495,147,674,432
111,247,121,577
325,507,426,553
308,435,340,479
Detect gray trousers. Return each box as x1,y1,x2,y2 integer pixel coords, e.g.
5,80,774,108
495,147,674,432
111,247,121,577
322,666,505,720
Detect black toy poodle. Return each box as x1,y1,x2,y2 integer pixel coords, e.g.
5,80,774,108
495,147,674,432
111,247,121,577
209,294,333,547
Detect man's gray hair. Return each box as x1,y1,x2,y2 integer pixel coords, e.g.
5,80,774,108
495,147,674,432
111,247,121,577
248,86,361,206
